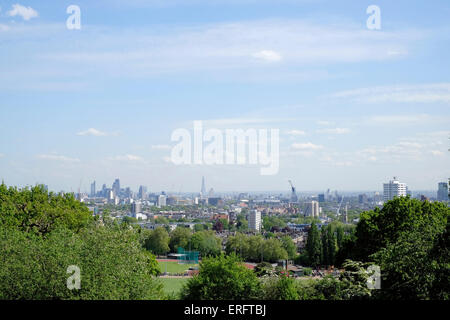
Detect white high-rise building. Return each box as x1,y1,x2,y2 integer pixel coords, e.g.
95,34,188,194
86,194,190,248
383,177,407,202
158,194,167,207
305,201,320,218
248,210,262,232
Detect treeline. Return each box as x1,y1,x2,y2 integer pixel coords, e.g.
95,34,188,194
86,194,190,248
299,222,352,267
179,254,377,300
142,224,298,263
225,233,297,263
142,226,222,258
0,184,164,300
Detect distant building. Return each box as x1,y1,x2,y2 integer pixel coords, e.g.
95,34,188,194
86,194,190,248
304,201,320,218
208,197,224,207
358,194,368,204
248,210,262,232
201,176,207,198
437,182,449,202
318,194,325,203
138,186,147,200
158,194,167,207
383,177,407,202
90,181,96,197
132,202,142,214
167,196,177,206
112,178,121,196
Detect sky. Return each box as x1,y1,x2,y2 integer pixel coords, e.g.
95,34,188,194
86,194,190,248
0,0,449,193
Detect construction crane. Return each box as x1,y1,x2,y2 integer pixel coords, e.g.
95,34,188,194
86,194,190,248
288,180,298,203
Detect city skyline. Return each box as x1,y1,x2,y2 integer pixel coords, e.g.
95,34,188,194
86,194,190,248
1,1,449,192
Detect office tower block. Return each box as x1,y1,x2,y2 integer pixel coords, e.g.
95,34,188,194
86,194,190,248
383,177,407,202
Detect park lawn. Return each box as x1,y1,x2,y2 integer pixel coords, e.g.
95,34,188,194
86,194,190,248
160,278,190,296
158,260,198,274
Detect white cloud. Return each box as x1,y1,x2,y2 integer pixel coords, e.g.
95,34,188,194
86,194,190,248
108,154,144,162
286,130,306,136
291,142,323,150
0,153,4,158
358,114,450,126
203,117,291,127
252,50,282,62
8,4,38,21
357,140,428,162
152,144,172,150
39,19,418,78
332,83,450,104
77,128,109,136
334,161,353,167
317,120,333,126
317,128,350,134
37,154,80,163
431,150,444,156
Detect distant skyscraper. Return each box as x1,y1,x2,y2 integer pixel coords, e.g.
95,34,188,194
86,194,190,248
201,176,206,198
158,194,167,207
437,182,449,201
383,177,407,202
90,181,96,197
318,194,325,203
112,178,121,196
138,186,147,200
305,201,320,218
248,209,262,232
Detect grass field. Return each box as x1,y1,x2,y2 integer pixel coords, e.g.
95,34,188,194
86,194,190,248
158,260,198,274
160,278,190,296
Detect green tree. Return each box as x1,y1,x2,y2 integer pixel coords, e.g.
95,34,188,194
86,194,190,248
236,214,248,231
372,220,449,300
305,222,322,267
180,254,261,300
169,226,192,253
260,276,299,300
321,227,328,266
353,196,448,261
0,183,92,235
326,224,337,266
194,224,204,232
190,230,222,257
145,227,170,256
280,236,297,260
225,232,250,259
0,224,163,300
263,238,288,263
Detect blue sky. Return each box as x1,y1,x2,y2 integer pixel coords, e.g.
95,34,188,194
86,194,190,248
0,0,449,193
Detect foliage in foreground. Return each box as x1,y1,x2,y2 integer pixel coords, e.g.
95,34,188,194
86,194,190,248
0,224,163,300
180,254,261,300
